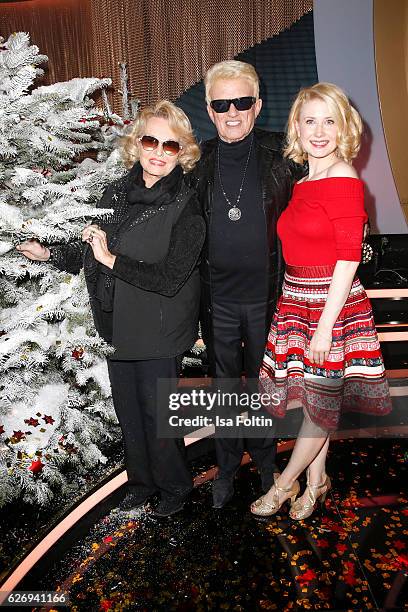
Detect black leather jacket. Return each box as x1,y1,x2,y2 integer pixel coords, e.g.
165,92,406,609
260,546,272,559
189,128,304,374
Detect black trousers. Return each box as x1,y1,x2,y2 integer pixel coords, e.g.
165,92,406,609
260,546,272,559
212,299,278,478
107,357,192,500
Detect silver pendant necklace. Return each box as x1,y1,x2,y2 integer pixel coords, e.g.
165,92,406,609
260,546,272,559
217,134,254,221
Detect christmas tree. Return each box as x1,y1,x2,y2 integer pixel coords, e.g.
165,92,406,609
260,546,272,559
0,32,128,506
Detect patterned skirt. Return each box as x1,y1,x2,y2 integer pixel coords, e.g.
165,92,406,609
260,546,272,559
260,264,392,431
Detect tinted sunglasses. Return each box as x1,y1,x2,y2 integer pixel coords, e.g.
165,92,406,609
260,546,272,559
139,135,182,156
210,96,256,113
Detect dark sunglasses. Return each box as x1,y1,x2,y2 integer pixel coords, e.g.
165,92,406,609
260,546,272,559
210,96,256,113
139,135,182,156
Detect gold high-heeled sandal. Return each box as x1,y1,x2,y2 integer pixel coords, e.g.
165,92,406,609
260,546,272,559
250,479,300,517
289,472,331,521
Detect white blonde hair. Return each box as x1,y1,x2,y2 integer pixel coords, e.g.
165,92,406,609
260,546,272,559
204,60,260,103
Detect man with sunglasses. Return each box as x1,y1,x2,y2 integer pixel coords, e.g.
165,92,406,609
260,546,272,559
190,60,303,509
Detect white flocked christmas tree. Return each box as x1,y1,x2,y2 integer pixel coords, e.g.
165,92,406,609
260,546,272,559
0,32,130,506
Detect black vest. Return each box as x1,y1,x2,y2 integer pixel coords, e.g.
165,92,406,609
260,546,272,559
85,171,201,360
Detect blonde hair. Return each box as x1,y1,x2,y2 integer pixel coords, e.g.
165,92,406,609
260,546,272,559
121,100,200,173
204,60,259,103
284,82,363,164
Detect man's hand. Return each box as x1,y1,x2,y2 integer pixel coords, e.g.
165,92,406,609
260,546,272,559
16,239,50,261
82,224,116,269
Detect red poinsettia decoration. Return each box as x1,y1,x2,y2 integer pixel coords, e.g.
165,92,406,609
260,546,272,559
12,430,25,442
43,415,55,425
24,417,39,427
29,459,44,474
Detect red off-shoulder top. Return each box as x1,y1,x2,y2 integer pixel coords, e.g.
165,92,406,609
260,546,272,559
277,177,368,266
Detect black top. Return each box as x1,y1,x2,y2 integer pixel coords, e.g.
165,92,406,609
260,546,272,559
210,131,268,303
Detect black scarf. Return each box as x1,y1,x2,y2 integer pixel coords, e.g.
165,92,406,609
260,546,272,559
126,162,183,208
95,162,184,315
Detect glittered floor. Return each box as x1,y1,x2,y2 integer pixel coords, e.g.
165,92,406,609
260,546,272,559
19,439,408,611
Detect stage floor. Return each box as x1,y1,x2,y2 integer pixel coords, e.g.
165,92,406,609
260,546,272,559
19,438,407,611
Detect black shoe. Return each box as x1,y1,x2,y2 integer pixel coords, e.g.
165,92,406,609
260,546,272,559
120,490,154,511
153,494,189,517
212,477,234,509
260,469,280,494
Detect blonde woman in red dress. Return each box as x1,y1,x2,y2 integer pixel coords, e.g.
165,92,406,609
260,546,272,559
251,83,391,519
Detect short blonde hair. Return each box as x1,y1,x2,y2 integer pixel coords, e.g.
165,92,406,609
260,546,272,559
204,60,260,103
284,82,363,164
121,100,200,173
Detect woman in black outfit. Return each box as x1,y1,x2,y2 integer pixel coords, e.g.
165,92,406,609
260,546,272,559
16,100,206,516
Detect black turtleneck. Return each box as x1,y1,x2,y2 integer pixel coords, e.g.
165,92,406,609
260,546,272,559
210,131,268,302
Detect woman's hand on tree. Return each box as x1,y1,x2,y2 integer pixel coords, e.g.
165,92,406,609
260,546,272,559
16,239,50,261
82,224,116,269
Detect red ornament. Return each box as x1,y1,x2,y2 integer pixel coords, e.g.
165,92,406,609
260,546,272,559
29,459,44,474
72,347,84,360
0,425,4,435
43,415,55,425
25,417,40,427
123,120,131,125
12,430,25,441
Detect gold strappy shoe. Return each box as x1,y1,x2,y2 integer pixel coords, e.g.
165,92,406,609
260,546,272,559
289,472,331,521
250,479,300,517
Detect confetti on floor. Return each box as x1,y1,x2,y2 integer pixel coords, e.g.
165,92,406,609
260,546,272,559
19,439,408,611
